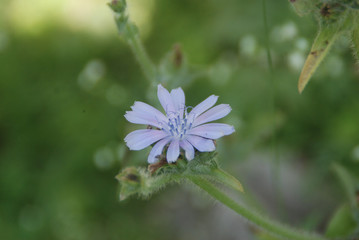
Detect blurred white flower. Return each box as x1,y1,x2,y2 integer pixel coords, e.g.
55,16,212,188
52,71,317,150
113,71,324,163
288,51,305,72
295,38,309,52
78,59,106,91
271,21,298,42
240,35,257,57
208,61,232,86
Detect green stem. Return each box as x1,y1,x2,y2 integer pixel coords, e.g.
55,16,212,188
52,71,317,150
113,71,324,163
110,0,158,85
352,28,359,59
262,0,274,77
351,15,359,62
262,0,283,218
187,175,326,240
124,24,158,84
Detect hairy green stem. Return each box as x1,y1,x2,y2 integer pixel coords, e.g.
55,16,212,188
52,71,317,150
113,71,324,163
124,24,158,84
351,16,359,62
187,175,326,240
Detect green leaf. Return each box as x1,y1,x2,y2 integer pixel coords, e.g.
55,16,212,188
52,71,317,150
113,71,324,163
298,24,340,93
332,163,358,209
210,168,244,193
296,3,357,93
184,152,244,193
325,204,358,238
289,0,318,17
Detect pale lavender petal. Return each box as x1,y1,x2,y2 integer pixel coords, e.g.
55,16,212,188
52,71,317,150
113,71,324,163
125,111,163,128
157,84,176,115
179,140,195,160
188,95,218,118
170,87,185,115
147,137,171,163
193,104,231,127
166,139,180,163
124,129,167,150
131,101,167,122
186,135,215,152
188,123,235,139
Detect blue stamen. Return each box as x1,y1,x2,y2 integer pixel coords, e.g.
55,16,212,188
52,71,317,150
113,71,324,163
164,106,194,139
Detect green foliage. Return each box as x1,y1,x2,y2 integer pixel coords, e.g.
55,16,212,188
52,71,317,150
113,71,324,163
327,163,359,238
116,152,244,201
298,23,341,93
351,16,359,61
333,164,359,211
188,174,326,240
290,0,359,92
289,0,319,16
1,0,359,239
325,204,358,238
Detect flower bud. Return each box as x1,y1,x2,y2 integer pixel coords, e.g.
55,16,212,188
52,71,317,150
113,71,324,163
116,167,142,200
107,0,126,13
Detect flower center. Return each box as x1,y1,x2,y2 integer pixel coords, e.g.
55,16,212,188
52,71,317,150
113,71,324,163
163,111,193,140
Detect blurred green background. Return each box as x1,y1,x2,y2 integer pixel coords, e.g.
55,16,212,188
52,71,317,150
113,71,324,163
1,0,359,239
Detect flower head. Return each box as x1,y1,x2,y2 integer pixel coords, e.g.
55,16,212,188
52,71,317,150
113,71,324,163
124,84,235,163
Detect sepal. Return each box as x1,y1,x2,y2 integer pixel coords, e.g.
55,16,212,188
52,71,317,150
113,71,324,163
116,152,244,201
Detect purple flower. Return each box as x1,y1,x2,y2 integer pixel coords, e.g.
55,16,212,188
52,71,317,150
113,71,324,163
124,84,235,163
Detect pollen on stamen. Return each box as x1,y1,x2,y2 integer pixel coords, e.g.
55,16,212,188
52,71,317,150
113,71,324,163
164,109,194,140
